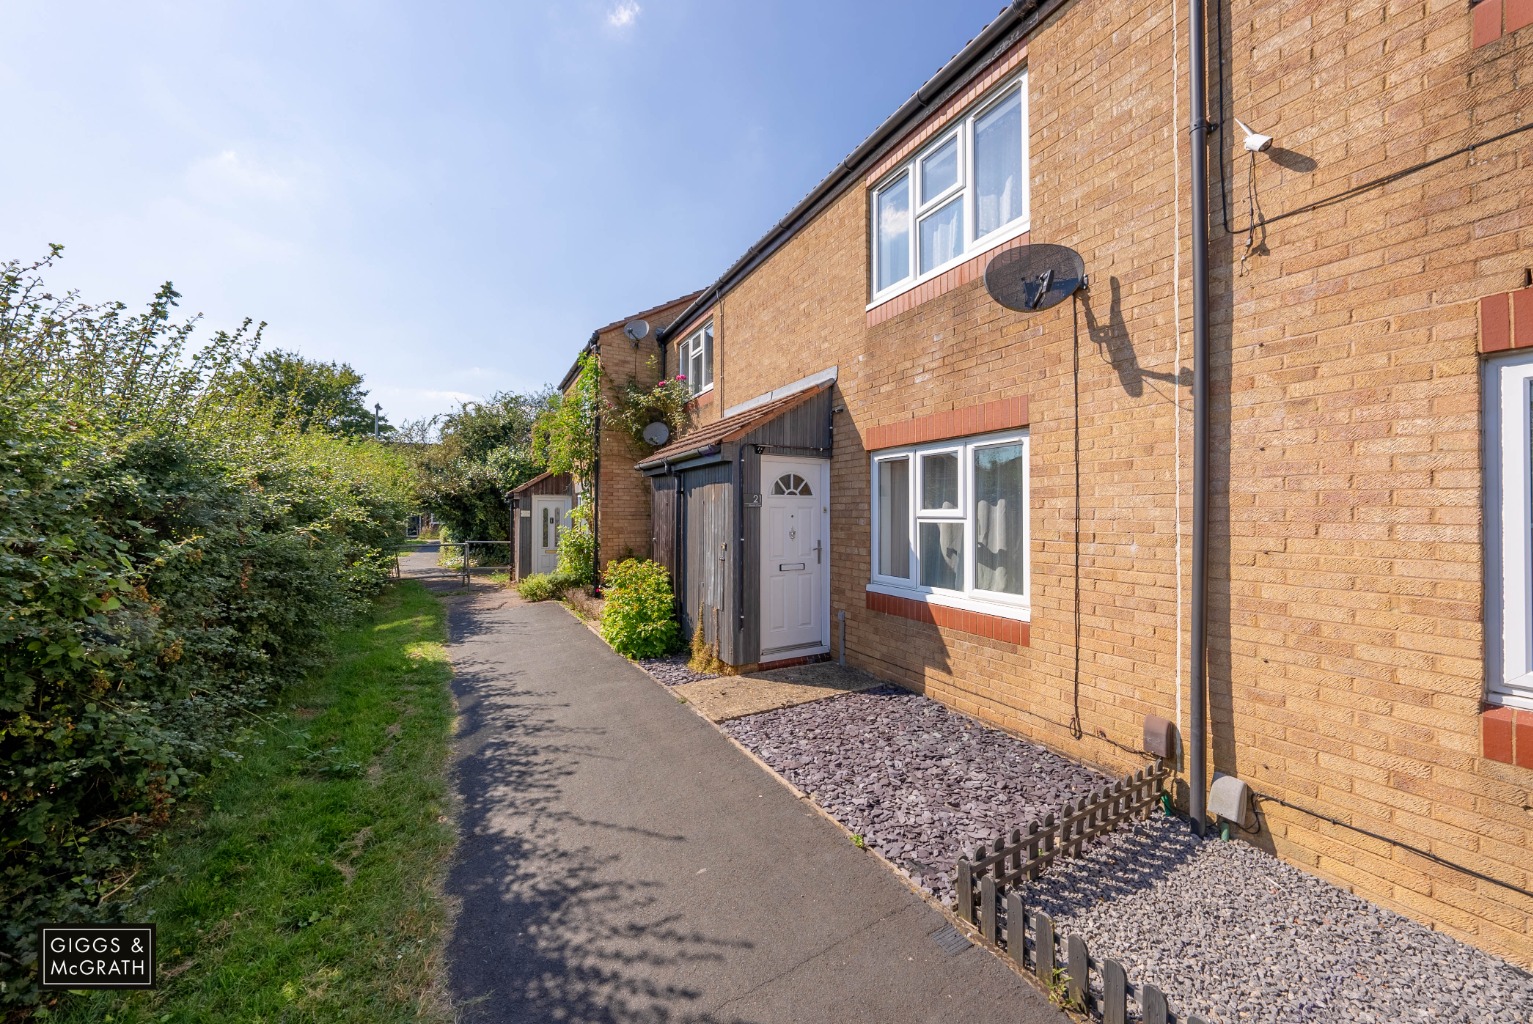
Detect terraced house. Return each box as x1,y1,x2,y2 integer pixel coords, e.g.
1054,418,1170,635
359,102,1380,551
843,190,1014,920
511,292,699,582
627,0,1533,964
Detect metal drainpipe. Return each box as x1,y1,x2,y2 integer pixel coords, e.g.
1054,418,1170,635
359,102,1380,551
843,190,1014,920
592,413,602,593
1187,0,1212,837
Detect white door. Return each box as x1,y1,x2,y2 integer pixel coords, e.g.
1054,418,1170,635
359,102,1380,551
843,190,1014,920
531,496,572,575
760,458,828,656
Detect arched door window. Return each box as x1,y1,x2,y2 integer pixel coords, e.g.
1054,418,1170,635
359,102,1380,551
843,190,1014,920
771,473,812,496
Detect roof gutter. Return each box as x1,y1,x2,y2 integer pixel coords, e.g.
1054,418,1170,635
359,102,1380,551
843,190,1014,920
656,0,1059,344
637,443,722,474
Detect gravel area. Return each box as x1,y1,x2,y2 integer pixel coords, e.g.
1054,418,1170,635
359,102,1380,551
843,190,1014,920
723,685,1105,905
637,655,718,686
1025,812,1533,1024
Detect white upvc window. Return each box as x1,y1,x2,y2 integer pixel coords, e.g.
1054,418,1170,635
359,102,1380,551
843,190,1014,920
869,71,1029,304
679,321,714,396
870,430,1029,615
1485,353,1533,710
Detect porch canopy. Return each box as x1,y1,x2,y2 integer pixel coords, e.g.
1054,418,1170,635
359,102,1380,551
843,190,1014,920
637,381,835,668
636,381,834,475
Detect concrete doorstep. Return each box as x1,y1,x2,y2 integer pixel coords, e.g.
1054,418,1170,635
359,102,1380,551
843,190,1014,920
672,662,886,723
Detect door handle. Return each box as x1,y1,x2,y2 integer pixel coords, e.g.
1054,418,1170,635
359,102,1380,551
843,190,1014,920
815,540,822,564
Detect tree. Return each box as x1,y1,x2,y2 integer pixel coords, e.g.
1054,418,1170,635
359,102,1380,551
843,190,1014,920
410,389,556,541
234,349,391,437
531,353,602,583
1,245,261,429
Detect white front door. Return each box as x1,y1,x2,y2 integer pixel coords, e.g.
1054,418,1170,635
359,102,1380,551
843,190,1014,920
760,457,828,656
531,496,572,575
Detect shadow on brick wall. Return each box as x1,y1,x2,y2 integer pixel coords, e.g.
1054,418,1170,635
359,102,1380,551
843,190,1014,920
1082,275,1194,399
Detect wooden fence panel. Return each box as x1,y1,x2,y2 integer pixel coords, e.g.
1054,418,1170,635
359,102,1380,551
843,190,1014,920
1033,911,1055,984
1006,890,1026,967
980,876,998,945
1103,959,1126,1024
948,761,1180,1022
955,859,973,923
1142,983,1168,1024
1066,933,1089,1011
959,760,1169,889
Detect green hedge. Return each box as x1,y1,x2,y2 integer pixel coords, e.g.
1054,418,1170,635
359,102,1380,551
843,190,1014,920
0,400,410,1009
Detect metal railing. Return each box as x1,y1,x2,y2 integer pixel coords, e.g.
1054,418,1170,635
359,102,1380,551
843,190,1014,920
444,539,515,588
395,536,508,582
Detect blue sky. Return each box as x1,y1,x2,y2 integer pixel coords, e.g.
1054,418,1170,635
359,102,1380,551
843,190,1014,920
2,1,1007,424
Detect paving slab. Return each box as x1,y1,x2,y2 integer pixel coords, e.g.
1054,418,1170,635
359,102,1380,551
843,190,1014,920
671,662,884,722
405,555,1067,1024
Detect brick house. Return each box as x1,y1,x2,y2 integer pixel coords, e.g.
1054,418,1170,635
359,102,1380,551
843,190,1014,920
514,293,701,582
630,1,1533,963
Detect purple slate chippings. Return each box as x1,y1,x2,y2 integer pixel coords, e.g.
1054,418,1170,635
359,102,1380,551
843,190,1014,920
721,685,1105,906
1026,813,1533,1024
637,655,717,687
721,684,1533,1024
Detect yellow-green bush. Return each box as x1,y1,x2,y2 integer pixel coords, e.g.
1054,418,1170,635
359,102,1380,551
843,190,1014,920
599,559,680,659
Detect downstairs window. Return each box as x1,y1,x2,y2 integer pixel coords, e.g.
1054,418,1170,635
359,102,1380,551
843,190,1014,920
871,430,1029,612
1485,352,1533,709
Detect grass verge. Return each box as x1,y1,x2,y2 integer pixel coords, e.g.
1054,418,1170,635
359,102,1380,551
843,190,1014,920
46,581,456,1024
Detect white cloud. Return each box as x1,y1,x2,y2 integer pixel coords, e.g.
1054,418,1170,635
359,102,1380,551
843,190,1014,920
185,149,298,203
371,385,486,420
606,1,641,29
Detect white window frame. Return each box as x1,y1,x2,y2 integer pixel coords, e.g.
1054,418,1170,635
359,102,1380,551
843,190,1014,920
1484,352,1533,710
917,445,966,520
868,70,1030,309
868,429,1030,620
679,321,714,397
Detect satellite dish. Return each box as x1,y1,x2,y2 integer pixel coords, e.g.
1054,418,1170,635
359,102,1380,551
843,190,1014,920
984,244,1086,313
642,421,670,446
623,319,651,343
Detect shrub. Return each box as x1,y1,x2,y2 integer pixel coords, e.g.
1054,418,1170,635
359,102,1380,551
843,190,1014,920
688,606,727,675
554,501,595,586
600,560,680,659
605,357,693,456
0,253,412,1010
0,401,412,1009
516,570,582,602
517,573,558,602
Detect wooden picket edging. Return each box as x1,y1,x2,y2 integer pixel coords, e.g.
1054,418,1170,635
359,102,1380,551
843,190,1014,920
956,760,1169,906
953,760,1187,1022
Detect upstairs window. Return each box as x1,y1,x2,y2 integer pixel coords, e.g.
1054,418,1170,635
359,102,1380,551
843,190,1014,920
870,72,1028,302
679,321,714,396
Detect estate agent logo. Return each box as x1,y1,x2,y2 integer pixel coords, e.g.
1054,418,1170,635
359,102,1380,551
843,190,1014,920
37,925,156,989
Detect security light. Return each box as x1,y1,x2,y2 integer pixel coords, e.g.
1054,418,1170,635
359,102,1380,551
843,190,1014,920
1235,118,1273,153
